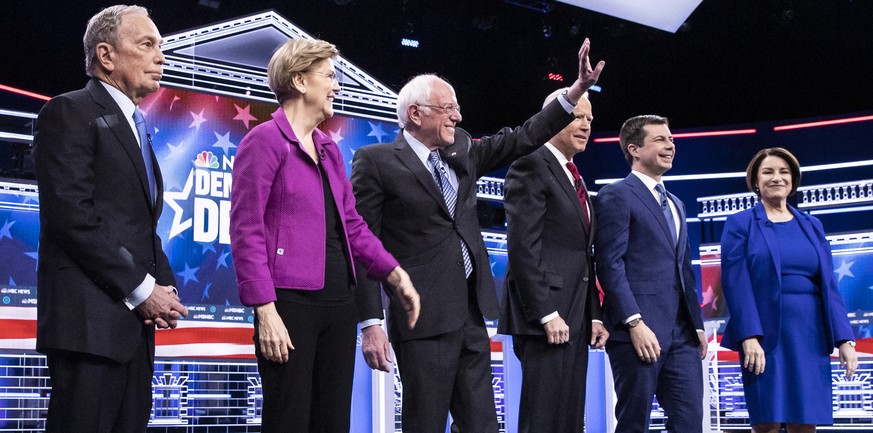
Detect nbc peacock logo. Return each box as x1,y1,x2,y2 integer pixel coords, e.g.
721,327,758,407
194,151,219,169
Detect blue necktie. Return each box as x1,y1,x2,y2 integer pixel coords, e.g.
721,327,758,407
655,183,678,246
428,151,473,278
133,108,157,206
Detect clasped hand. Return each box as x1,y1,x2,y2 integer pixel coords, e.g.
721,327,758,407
138,284,188,329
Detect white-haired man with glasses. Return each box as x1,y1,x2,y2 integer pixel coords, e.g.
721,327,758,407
350,39,604,433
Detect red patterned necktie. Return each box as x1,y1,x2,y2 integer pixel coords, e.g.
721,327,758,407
565,161,590,228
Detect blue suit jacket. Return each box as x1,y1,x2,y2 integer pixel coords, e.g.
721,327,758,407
594,173,703,345
719,203,854,352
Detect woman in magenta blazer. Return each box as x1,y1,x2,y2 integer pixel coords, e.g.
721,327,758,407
720,147,857,433
229,39,419,433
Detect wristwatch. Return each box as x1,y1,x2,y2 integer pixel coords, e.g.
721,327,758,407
627,318,643,328
841,340,856,348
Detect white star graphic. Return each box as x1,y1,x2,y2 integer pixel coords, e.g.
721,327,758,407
0,219,15,240
233,104,258,130
212,131,237,154
164,142,187,161
367,121,386,142
25,251,38,270
164,169,194,239
329,128,344,143
189,109,207,131
834,259,854,282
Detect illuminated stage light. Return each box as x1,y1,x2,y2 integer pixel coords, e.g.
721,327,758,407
400,38,420,48
595,159,873,185
547,72,563,82
0,84,51,101
773,114,873,131
593,128,757,143
589,84,602,93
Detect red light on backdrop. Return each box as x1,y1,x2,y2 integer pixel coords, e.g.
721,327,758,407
773,115,873,131
593,128,757,143
547,73,563,82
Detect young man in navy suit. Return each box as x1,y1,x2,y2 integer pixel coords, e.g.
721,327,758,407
593,115,707,433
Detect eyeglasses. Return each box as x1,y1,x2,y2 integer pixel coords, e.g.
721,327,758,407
306,70,340,83
417,103,461,115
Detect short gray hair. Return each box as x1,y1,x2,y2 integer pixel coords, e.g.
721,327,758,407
84,5,149,76
396,74,449,128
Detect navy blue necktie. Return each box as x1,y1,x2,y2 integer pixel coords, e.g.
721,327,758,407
655,183,678,246
133,108,157,206
428,151,473,278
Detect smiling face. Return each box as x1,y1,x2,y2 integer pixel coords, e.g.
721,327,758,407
551,97,592,159
407,80,462,150
756,155,793,206
98,13,164,105
628,123,674,180
303,58,341,121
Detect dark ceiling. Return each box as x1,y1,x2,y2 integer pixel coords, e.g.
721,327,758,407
2,0,871,133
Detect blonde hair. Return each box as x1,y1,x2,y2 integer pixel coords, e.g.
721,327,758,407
267,39,338,104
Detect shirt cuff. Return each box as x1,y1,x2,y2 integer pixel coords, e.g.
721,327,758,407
557,92,575,113
539,311,559,324
359,318,383,329
124,274,155,310
592,319,603,324
623,313,642,324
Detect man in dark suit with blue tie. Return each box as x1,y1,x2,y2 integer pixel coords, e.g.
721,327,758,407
593,115,707,433
352,41,604,433
33,5,187,433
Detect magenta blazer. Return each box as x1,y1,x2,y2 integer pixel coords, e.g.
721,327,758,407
230,108,399,306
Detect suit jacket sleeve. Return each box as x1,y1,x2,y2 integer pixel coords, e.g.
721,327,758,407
592,185,640,325
332,147,399,281
719,213,764,348
809,216,854,345
469,99,572,175
229,124,287,306
679,200,705,331
34,95,152,301
504,156,557,323
350,147,387,322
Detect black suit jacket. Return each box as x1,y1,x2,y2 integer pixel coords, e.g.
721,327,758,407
593,173,703,345
499,146,602,337
351,99,573,342
33,78,175,363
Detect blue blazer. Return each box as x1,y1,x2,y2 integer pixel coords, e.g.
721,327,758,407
720,203,854,352
594,173,703,345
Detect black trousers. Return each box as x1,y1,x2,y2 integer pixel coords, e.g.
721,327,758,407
513,332,590,433
394,286,499,433
45,337,153,433
255,296,357,433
